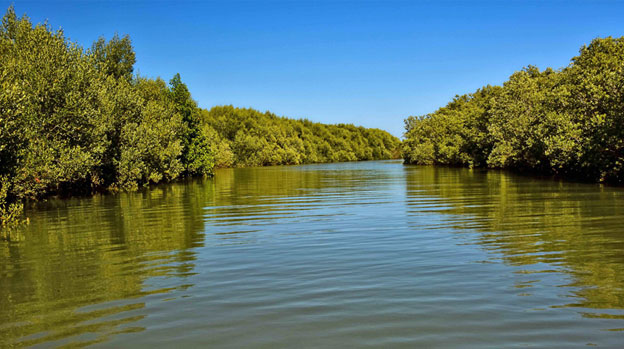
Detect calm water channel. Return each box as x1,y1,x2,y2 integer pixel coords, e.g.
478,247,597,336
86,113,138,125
1,160,623,347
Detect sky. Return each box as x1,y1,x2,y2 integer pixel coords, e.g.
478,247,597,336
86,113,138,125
3,1,624,137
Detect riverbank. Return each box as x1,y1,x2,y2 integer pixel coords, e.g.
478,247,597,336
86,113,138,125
0,7,400,229
402,36,624,185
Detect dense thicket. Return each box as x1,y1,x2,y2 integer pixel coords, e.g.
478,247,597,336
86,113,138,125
0,7,399,227
202,106,400,168
403,37,624,184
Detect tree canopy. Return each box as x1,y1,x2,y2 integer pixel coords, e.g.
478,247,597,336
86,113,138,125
0,6,400,228
403,36,624,184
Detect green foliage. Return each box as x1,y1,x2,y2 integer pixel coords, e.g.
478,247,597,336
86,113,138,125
0,7,190,225
0,176,22,228
202,106,400,167
115,99,184,190
403,86,500,167
1,7,110,200
403,36,624,184
168,73,214,175
90,33,136,81
0,6,399,229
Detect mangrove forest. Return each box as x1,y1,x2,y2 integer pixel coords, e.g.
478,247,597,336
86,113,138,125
0,7,400,228
402,36,624,185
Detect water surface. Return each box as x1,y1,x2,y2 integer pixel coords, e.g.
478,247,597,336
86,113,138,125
1,160,624,347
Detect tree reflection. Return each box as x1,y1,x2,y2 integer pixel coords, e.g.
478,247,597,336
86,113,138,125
404,165,624,315
0,179,211,347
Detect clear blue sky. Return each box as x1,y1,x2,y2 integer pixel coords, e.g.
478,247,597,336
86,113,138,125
4,1,624,137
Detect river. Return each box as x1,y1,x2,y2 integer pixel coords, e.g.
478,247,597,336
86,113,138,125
1,160,623,347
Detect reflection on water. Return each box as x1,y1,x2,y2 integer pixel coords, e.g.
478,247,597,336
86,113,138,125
405,167,624,312
0,182,209,347
1,161,624,347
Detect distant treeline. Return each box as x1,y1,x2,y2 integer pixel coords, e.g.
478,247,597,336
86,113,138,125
0,7,399,227
203,106,400,168
403,36,624,184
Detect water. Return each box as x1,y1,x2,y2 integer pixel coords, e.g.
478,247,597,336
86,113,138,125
1,160,623,348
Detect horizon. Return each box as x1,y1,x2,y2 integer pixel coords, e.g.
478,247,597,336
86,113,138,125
4,0,624,137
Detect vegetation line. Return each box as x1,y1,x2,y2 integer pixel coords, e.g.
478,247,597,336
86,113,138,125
0,7,400,228
402,36,624,185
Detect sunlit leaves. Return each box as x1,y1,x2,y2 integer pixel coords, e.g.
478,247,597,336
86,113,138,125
403,36,624,184
0,5,401,228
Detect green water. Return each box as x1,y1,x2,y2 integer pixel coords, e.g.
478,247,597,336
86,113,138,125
1,160,623,347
